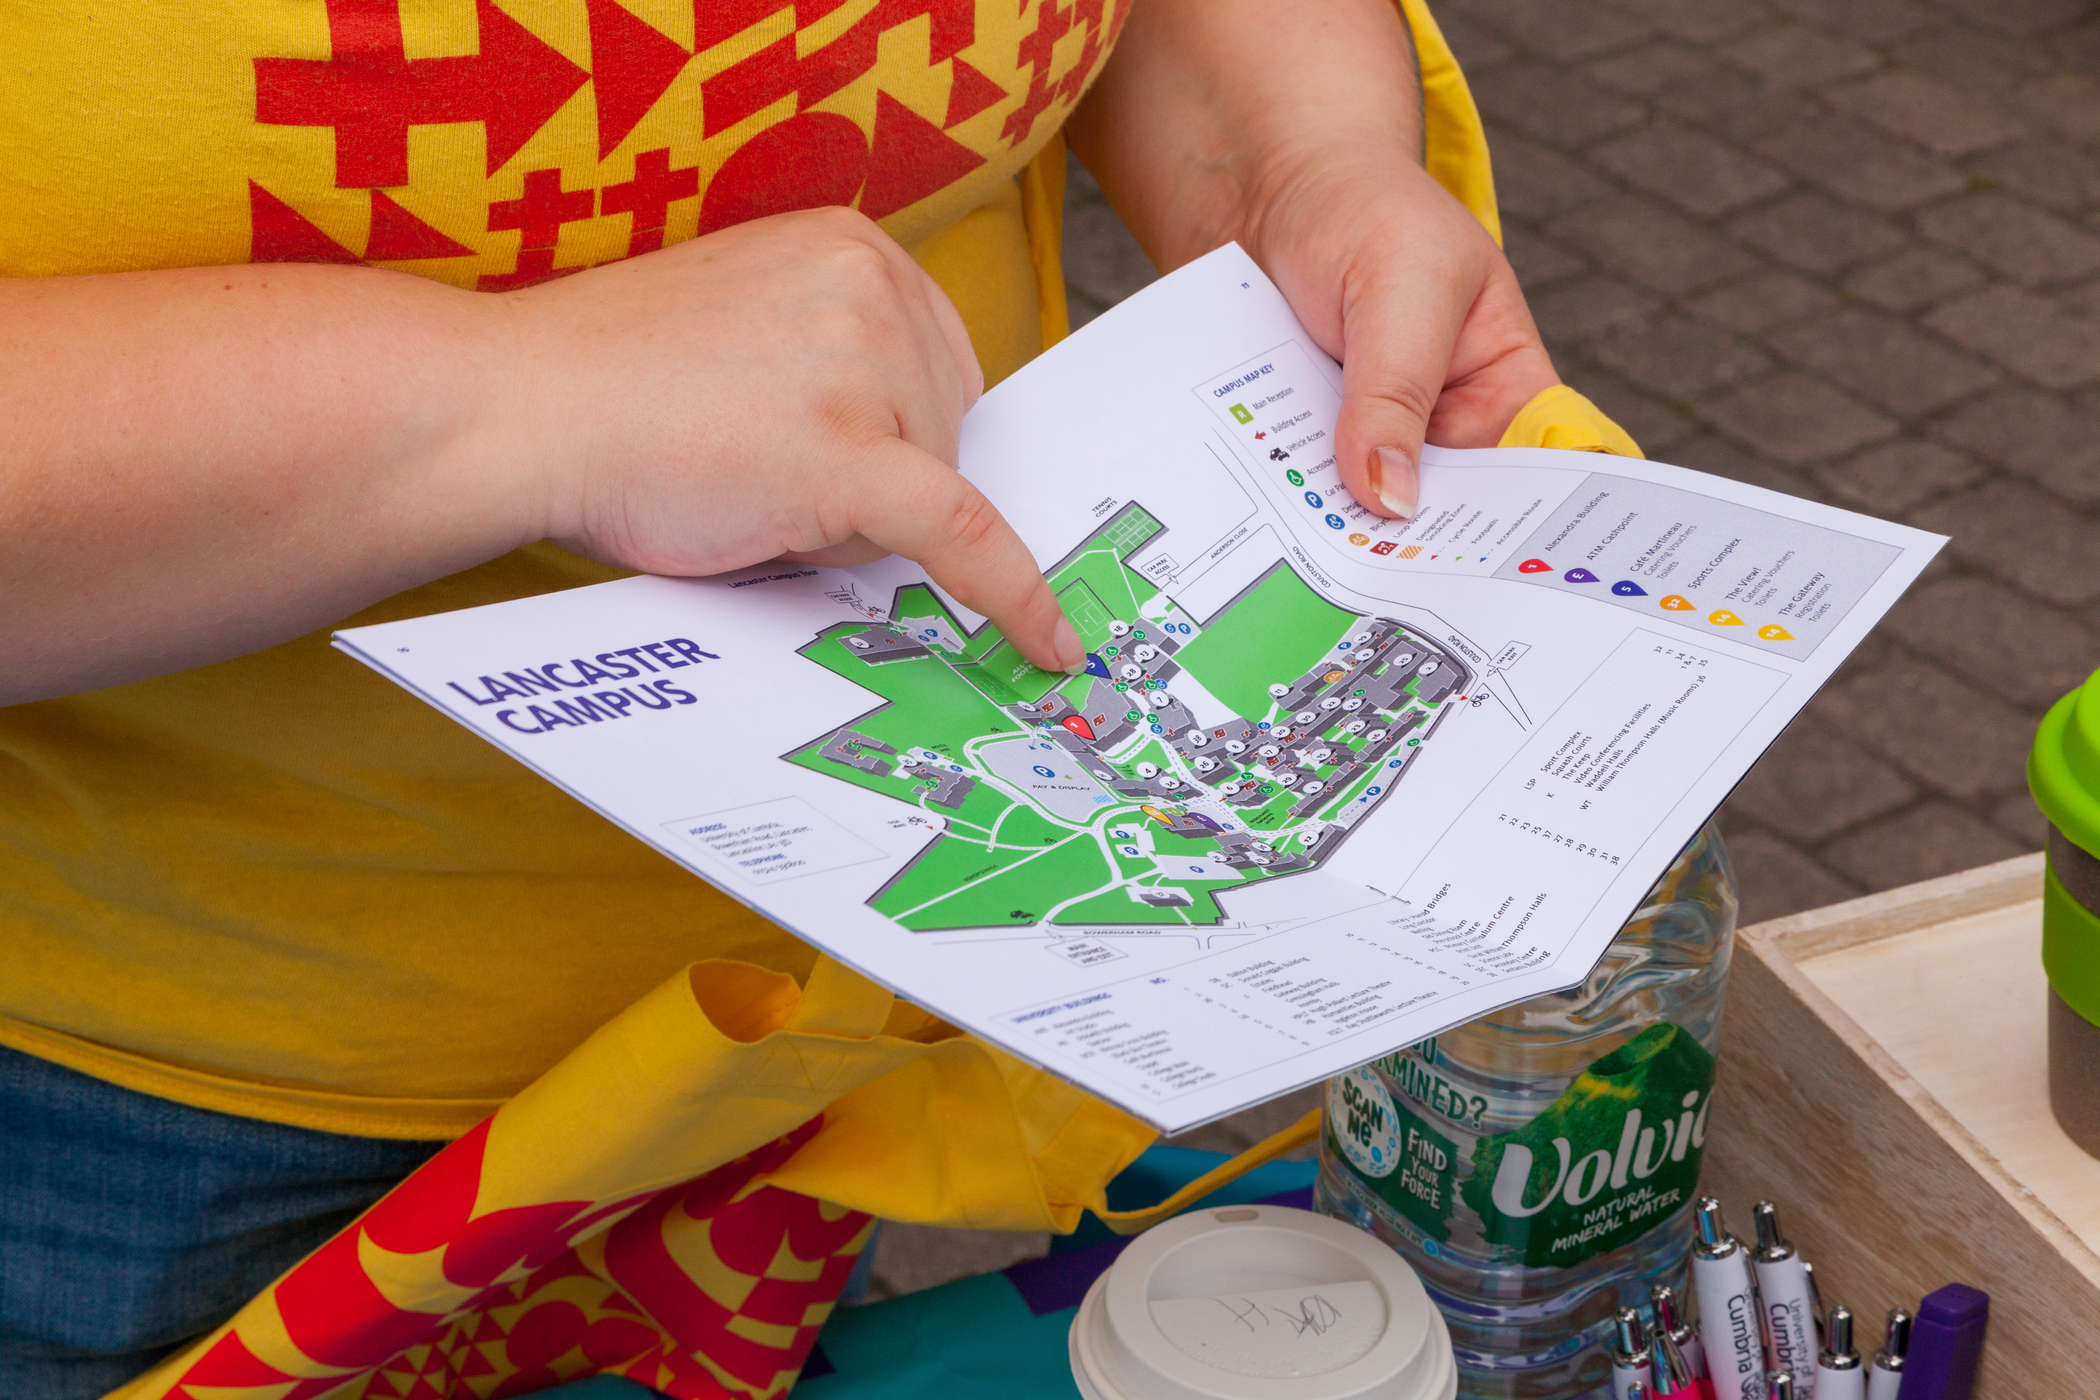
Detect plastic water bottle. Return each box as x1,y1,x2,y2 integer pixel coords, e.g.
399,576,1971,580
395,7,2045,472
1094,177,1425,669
1316,824,1736,1399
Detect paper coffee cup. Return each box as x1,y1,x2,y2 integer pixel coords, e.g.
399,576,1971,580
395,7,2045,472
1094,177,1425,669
1069,1203,1456,1400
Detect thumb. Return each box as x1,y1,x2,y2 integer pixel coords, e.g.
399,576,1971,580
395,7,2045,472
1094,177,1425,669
1329,263,1475,524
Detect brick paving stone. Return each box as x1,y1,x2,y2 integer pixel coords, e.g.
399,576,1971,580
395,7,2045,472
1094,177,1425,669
1991,792,2052,848
1969,140,2100,215
1591,122,1793,218
1761,0,1935,45
1822,71,2027,157
1879,575,2100,709
1934,386,2100,505
1684,269,1840,333
1764,306,1998,416
1753,114,1970,211
1916,193,2100,288
1584,39,1731,97
1812,438,1987,513
1719,22,1882,86
1940,0,2092,40
1454,0,1658,57
1729,192,1909,276
1564,365,1701,452
1487,133,1618,221
1889,22,2059,96
1543,196,1762,293
1526,274,1665,345
1648,65,1802,146
1841,246,1986,313
1910,481,2100,606
1431,11,1517,70
1658,433,1810,494
1717,822,1867,924
2010,71,2100,147
1924,284,2100,389
1503,224,1590,290
1813,654,2038,801
1823,800,2028,889
1697,370,1897,464
1607,0,1778,43
1588,313,1775,398
1728,714,1919,840
1471,62,1648,148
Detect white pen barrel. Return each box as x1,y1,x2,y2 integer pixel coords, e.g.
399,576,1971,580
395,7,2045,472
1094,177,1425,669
1864,1362,1902,1400
1613,1356,1654,1400
1814,1363,1866,1400
1753,1256,1820,1395
1692,1249,1768,1400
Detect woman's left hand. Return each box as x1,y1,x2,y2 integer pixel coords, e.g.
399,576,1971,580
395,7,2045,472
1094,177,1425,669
1065,0,1560,521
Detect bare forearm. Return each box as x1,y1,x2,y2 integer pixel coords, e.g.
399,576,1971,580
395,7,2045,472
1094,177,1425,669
0,263,536,704
1065,0,1425,271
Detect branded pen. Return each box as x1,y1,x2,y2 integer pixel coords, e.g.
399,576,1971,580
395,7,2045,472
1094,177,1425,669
1865,1308,1908,1400
1768,1373,1796,1400
1692,1198,1768,1400
1803,1261,1826,1346
1814,1306,1865,1400
1653,1283,1706,1379
1653,1327,1709,1400
1613,1306,1655,1400
1751,1201,1819,1393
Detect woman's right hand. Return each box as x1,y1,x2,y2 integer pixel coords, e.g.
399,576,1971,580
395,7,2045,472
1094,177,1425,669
501,207,1083,673
0,206,1081,706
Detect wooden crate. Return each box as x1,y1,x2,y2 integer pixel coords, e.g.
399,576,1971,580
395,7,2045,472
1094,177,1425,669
1701,852,2100,1395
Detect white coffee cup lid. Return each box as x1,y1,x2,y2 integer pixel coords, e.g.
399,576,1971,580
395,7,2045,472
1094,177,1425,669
1068,1204,1456,1400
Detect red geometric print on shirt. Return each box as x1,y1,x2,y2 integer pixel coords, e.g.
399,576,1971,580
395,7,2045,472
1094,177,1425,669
584,0,690,160
255,0,589,187
602,148,701,256
249,180,362,263
481,167,598,289
861,91,987,219
698,111,869,234
366,191,475,259
701,0,976,138
943,58,1007,128
1003,0,1122,146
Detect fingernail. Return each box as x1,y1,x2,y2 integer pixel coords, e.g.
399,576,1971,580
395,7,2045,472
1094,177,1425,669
1372,446,1418,520
1053,616,1087,675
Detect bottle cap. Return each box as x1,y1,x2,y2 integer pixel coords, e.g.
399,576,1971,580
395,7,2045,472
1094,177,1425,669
1068,1204,1457,1400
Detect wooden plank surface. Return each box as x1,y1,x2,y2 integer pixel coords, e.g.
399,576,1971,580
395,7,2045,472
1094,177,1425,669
1701,852,2100,1397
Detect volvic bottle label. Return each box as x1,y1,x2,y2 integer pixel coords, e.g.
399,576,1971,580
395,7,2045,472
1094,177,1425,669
1328,1022,1716,1268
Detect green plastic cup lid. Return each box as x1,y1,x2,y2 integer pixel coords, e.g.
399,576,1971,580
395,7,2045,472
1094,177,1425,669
2031,669,2100,861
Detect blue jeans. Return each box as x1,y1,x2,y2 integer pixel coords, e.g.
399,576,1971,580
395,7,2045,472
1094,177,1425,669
0,1044,444,1400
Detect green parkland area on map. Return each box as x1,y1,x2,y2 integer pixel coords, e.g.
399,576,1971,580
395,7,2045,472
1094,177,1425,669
783,505,1474,933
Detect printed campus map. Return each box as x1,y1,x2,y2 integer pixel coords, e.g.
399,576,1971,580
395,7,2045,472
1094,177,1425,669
336,246,1944,1131
791,506,1472,931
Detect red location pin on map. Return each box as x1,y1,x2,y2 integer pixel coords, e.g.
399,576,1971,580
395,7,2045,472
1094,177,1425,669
1062,714,1097,741
1518,558,1553,573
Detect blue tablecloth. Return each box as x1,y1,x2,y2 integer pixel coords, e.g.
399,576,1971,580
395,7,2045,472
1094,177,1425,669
542,1146,1320,1400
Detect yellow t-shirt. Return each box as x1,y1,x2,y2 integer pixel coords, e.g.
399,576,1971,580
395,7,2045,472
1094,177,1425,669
0,0,1119,1137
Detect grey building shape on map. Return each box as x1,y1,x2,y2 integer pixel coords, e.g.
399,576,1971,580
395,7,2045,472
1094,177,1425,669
839,626,929,663
901,761,976,809
820,729,897,776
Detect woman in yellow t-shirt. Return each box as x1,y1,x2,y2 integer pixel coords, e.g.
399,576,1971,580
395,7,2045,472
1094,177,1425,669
0,0,1560,1392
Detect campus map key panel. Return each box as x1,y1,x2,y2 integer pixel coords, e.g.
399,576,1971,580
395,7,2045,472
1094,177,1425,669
334,245,1945,1131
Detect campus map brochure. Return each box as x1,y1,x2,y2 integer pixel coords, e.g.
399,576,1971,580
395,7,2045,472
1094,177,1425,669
336,245,1944,1133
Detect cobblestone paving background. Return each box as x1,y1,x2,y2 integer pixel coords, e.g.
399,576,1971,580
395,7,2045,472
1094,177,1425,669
869,0,2100,1296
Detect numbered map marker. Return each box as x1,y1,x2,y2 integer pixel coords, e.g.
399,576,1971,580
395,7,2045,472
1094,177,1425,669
1518,558,1553,574
1708,609,1744,626
1564,568,1600,583
1612,580,1647,596
1758,624,1795,641
1660,595,1695,611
